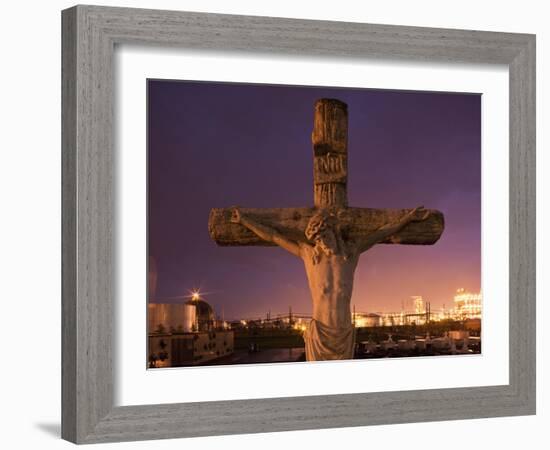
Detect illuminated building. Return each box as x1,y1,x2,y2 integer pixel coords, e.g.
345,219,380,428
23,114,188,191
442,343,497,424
453,288,482,320
380,312,406,326
148,294,233,368
293,317,308,332
148,331,234,368
353,313,382,328
412,296,425,314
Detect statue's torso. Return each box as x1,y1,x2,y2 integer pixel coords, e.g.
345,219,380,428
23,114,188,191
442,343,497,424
299,243,359,329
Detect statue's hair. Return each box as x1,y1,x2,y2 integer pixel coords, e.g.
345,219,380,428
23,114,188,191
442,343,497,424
305,211,348,264
305,211,337,241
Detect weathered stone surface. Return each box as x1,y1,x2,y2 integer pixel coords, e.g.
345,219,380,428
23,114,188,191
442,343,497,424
312,99,348,208
312,98,348,156
208,207,444,247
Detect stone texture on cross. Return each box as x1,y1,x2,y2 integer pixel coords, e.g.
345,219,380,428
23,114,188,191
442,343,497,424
208,98,444,361
209,99,444,247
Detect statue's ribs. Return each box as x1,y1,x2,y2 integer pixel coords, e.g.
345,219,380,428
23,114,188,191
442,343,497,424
208,207,444,247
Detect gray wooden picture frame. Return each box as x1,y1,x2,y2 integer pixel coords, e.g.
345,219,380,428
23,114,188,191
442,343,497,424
61,4,536,444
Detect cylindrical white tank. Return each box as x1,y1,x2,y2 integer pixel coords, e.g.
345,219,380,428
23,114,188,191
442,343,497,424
148,303,170,333
149,303,198,333
182,303,196,332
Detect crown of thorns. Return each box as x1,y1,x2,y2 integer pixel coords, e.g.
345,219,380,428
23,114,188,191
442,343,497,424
305,212,337,241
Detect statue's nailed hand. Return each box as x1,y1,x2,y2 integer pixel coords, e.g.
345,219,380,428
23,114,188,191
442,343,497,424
407,206,430,222
230,208,242,224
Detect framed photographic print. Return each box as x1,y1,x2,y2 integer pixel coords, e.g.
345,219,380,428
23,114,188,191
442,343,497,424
146,81,475,369
62,5,535,444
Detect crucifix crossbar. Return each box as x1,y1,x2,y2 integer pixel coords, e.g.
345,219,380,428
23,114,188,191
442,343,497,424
208,99,444,248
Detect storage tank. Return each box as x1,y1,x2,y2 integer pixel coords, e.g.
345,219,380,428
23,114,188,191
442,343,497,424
182,302,197,332
148,303,197,333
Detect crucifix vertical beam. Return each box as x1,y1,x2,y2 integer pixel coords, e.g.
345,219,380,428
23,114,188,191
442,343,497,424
312,98,348,208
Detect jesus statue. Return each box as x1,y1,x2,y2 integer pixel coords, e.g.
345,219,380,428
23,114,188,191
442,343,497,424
230,206,431,361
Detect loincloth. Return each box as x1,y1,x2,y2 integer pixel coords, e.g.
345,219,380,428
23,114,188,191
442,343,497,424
303,319,355,361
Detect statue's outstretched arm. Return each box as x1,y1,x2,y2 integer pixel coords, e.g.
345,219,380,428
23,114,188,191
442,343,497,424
358,206,430,253
230,208,301,257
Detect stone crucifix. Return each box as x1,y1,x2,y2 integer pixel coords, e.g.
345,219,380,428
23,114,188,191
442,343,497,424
208,98,444,361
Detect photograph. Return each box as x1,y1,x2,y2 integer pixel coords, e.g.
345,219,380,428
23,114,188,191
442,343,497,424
147,80,482,368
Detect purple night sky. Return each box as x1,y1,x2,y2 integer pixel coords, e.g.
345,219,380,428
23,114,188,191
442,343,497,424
148,80,481,320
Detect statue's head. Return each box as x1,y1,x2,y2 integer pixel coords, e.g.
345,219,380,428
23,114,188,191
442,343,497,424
305,211,339,255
